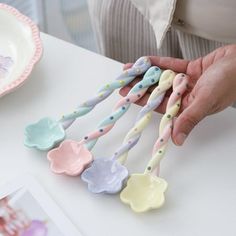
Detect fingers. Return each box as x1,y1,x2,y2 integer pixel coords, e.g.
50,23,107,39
123,57,189,73
172,93,211,146
120,56,192,119
123,63,133,70
129,77,142,87
122,56,190,94
119,86,130,97
149,56,189,73
123,56,190,73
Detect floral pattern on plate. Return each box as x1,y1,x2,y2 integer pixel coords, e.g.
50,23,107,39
0,55,13,80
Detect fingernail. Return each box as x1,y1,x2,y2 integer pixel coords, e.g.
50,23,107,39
176,133,187,145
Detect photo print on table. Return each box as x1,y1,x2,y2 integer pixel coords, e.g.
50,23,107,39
0,175,82,236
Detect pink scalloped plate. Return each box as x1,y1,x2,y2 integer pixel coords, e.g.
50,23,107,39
0,4,43,98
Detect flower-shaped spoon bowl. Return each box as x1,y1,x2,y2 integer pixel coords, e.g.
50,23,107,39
47,140,93,176
120,173,168,213
81,157,129,194
24,117,65,151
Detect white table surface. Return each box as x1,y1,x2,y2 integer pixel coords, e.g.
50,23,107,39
1,33,236,236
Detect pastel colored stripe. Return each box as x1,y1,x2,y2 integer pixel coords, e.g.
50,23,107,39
144,73,189,175
114,91,145,108
60,56,151,129
83,66,162,150
81,123,114,142
111,70,176,164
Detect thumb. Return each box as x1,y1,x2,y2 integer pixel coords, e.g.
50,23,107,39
123,63,133,70
172,95,210,146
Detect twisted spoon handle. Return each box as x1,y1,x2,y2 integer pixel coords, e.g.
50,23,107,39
60,57,151,129
111,70,176,164
144,73,189,176
81,67,162,150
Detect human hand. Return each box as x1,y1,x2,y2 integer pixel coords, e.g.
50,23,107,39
120,45,236,145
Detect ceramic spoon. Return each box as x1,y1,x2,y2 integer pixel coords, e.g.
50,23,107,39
47,67,162,176
24,57,151,151
81,70,176,194
120,73,189,213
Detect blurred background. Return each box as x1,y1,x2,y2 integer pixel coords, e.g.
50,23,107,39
1,0,98,52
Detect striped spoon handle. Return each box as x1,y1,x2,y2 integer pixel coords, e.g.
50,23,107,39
81,67,162,150
144,73,189,176
60,56,151,129
111,70,176,164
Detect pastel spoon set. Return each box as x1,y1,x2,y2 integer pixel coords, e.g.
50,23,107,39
24,56,189,213
47,66,161,176
24,56,151,151
120,73,189,212
81,69,176,194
